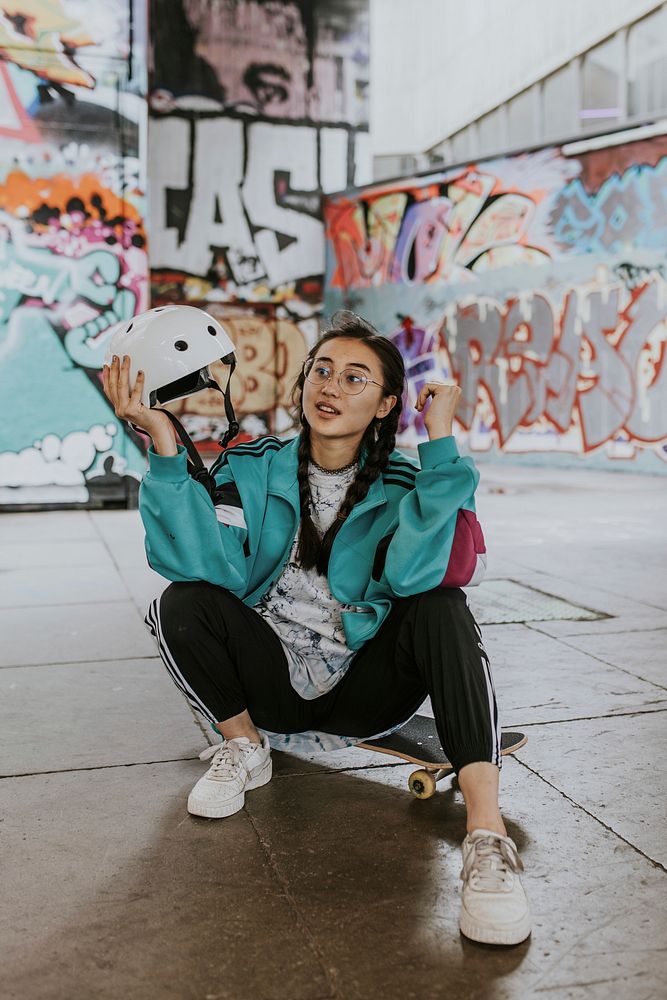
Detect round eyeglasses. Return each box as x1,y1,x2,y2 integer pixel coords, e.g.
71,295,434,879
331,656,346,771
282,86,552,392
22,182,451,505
303,359,386,395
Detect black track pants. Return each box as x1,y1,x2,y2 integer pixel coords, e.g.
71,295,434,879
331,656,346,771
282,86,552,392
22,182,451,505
146,582,501,773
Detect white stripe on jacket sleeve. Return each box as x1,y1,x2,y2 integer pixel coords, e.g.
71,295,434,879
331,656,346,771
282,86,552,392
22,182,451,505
214,504,247,528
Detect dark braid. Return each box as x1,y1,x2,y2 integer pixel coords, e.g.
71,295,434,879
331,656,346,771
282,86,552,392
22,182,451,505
291,311,405,576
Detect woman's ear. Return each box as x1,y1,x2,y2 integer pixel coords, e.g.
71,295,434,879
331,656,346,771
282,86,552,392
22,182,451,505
376,395,397,419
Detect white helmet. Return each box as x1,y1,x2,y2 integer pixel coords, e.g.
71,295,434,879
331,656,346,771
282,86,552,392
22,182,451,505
104,305,236,408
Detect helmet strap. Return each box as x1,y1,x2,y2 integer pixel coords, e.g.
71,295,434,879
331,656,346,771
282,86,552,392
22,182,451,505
160,409,221,498
155,359,240,502
218,356,240,449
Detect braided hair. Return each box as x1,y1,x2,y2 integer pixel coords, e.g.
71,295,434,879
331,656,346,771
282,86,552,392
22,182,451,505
290,310,406,576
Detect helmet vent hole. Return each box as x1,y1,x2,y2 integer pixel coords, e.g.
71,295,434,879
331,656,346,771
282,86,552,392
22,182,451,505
175,340,188,351
154,307,164,312
207,325,217,336
126,322,133,332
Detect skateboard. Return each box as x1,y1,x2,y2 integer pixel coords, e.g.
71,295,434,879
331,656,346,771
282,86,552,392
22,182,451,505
357,714,527,799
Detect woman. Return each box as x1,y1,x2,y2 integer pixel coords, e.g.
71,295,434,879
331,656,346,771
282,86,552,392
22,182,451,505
103,310,530,946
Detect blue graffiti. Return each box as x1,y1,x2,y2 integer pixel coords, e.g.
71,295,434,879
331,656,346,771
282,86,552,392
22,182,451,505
552,156,667,254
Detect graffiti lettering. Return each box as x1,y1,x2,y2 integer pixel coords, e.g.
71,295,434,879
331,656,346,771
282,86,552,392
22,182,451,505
150,116,359,294
327,154,667,291
553,159,667,253
443,278,667,453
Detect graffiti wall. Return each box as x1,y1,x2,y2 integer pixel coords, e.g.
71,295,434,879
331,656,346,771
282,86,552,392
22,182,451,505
324,139,667,472
150,0,371,443
0,0,149,506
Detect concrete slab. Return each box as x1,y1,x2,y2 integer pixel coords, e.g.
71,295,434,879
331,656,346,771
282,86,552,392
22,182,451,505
0,510,97,543
513,548,667,613
481,623,667,726
3,748,666,1000
90,509,150,568
2,462,666,999
482,567,667,635
0,564,130,608
0,601,156,667
519,712,667,867
476,471,667,614
0,539,115,571
0,659,205,776
0,762,332,1000
469,579,605,626
243,750,667,999
554,628,667,690
118,565,169,610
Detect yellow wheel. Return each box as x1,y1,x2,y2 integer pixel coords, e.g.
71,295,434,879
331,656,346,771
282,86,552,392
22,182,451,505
408,769,437,799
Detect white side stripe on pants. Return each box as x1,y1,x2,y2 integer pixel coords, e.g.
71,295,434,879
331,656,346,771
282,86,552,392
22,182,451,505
467,595,502,767
145,598,217,725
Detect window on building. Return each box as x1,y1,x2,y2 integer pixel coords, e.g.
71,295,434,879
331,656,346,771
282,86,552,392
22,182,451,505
451,126,475,163
581,33,623,131
628,5,667,117
372,155,405,182
428,138,452,165
543,63,577,140
507,87,538,149
477,107,506,157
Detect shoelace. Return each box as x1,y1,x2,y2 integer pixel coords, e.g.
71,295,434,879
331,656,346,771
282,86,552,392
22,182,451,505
198,739,253,782
460,833,524,892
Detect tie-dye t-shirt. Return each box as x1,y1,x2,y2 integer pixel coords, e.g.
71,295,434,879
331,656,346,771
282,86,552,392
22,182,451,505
254,461,365,701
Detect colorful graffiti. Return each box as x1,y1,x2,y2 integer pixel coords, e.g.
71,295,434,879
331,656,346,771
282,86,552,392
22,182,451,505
0,0,149,506
324,139,667,469
150,0,370,443
150,0,370,308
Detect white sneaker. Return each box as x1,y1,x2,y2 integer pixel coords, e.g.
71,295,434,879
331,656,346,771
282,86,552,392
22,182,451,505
459,829,531,945
187,735,272,819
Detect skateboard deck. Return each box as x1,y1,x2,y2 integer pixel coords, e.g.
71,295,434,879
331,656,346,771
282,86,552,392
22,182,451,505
357,714,527,798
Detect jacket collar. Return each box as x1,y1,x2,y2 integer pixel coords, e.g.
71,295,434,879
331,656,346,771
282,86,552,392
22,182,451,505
267,433,387,519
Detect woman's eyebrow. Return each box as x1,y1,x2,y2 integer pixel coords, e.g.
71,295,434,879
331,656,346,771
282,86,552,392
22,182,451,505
315,355,371,373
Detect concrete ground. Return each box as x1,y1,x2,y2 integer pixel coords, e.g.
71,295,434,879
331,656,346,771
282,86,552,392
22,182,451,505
1,462,666,1000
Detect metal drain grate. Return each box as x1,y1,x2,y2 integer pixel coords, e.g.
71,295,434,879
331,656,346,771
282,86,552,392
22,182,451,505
467,579,609,626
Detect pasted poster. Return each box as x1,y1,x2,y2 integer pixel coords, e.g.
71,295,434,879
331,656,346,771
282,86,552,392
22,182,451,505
324,140,667,472
0,0,149,506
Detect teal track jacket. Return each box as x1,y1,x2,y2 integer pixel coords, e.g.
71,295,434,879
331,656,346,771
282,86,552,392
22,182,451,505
139,433,487,651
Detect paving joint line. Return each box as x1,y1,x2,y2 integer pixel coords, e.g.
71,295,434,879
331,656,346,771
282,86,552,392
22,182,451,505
87,511,158,626
0,756,402,782
514,756,667,873
525,623,667,692
505,561,667,615
0,656,161,670
512,706,667,727
2,599,135,611
244,806,345,1000
526,625,667,639
0,756,201,780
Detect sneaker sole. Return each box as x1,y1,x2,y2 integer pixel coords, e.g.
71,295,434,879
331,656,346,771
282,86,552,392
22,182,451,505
460,908,531,946
187,757,273,819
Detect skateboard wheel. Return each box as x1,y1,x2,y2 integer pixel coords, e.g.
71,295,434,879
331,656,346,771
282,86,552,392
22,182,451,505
408,769,437,799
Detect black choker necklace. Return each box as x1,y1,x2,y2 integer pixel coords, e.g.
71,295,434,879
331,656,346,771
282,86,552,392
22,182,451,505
310,457,358,475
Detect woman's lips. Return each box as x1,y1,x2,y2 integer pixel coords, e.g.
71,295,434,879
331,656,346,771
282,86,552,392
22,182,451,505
315,403,341,417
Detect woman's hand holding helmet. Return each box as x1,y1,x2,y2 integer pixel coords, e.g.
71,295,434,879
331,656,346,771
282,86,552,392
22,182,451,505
103,354,177,453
